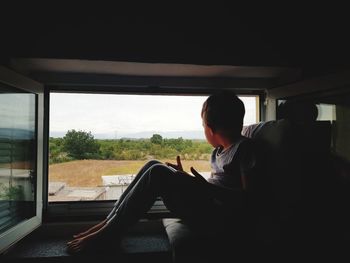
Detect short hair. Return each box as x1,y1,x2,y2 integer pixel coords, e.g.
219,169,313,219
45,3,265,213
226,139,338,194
278,100,318,123
201,91,245,140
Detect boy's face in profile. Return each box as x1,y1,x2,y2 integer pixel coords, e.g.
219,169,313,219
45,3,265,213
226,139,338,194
202,118,219,148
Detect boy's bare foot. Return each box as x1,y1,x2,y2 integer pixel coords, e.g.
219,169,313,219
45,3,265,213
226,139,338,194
67,222,110,254
67,231,100,254
72,219,108,239
67,236,87,254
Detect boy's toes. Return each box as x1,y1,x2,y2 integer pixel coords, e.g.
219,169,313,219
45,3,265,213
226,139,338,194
67,243,82,254
67,239,79,248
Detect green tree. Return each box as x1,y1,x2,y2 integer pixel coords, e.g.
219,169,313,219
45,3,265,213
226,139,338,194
150,134,163,144
62,130,100,159
100,145,115,159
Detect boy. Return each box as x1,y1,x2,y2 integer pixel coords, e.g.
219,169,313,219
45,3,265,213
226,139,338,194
67,91,257,254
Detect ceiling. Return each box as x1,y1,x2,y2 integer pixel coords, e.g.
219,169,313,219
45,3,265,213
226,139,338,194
1,6,349,85
8,58,302,93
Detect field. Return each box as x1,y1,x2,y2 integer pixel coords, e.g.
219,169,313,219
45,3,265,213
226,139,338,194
49,159,211,187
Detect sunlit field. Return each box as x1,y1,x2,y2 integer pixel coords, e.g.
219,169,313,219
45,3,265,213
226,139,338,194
49,159,211,187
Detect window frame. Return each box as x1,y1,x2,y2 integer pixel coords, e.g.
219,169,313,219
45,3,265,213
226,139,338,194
0,66,44,254
44,85,263,222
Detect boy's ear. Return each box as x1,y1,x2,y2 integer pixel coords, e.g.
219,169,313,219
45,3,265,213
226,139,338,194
208,126,215,136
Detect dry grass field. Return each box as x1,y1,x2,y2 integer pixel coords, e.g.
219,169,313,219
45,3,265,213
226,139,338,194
49,159,211,187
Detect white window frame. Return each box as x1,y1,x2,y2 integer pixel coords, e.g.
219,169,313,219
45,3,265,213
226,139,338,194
0,66,44,254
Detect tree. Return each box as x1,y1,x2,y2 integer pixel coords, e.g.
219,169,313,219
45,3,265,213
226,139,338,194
62,130,100,159
150,134,163,144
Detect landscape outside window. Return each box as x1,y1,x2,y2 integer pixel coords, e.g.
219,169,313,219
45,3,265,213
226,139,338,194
49,93,258,202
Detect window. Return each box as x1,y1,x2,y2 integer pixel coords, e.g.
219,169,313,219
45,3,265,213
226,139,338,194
317,100,350,162
0,86,36,232
48,93,259,202
0,66,43,254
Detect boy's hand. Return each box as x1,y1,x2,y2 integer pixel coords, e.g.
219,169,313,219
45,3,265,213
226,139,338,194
166,156,184,172
190,167,208,184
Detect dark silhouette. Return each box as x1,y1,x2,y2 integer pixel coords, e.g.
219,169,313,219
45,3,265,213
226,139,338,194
67,92,257,254
277,100,318,123
242,99,336,254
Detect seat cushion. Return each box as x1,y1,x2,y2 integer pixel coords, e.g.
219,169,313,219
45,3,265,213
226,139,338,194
162,218,250,263
162,218,204,262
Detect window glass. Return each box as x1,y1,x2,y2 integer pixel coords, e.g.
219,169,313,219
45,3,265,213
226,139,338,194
49,93,259,202
317,102,350,161
0,84,37,233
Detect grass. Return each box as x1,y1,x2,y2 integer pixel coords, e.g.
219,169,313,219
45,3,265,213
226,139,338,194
49,159,211,187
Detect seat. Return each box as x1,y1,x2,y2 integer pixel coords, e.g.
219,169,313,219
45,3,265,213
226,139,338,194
249,120,333,249
162,120,333,261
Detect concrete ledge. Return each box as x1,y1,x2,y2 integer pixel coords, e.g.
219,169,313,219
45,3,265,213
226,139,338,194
2,219,172,262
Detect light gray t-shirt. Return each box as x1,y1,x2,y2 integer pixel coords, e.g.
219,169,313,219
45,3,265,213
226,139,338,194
208,136,256,190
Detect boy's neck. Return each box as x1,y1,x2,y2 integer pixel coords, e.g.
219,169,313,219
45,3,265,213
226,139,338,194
221,137,240,150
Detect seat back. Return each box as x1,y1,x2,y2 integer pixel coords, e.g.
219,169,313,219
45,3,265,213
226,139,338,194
249,120,332,245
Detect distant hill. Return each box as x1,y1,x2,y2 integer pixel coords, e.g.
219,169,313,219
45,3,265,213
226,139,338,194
117,131,205,140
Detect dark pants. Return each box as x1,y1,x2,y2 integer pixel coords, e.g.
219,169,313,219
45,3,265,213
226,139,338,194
104,160,228,235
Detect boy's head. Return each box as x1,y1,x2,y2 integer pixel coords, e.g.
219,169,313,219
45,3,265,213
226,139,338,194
201,91,245,143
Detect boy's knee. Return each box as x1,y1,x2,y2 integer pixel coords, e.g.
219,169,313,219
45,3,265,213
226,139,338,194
150,163,170,172
148,163,174,180
145,160,162,167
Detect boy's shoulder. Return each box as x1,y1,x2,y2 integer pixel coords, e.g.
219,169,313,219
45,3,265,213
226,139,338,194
223,136,254,156
237,136,255,153
237,135,253,146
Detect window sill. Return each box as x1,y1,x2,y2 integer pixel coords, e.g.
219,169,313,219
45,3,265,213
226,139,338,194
44,199,173,222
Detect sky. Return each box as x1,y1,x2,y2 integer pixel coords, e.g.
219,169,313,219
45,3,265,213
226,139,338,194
50,93,258,139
